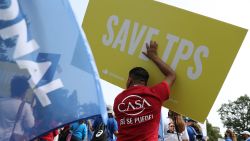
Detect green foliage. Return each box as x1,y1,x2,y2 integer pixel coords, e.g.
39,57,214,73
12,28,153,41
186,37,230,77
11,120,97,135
206,120,222,141
218,94,250,135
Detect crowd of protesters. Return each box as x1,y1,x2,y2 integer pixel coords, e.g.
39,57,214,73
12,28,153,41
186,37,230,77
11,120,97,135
52,41,250,141
1,41,249,141
38,109,250,141
23,41,250,141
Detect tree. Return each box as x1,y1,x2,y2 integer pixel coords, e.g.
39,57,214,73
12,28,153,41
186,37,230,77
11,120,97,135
218,94,250,134
206,120,222,141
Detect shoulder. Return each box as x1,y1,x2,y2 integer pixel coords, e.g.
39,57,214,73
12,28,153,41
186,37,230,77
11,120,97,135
114,92,125,103
81,123,87,128
22,102,33,115
23,102,32,108
152,80,169,88
150,81,170,94
110,118,117,124
80,124,87,131
181,127,189,139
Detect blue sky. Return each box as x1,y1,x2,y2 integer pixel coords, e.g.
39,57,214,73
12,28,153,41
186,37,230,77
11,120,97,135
69,0,250,134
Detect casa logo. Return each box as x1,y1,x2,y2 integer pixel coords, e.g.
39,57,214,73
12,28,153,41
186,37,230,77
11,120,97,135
118,95,152,116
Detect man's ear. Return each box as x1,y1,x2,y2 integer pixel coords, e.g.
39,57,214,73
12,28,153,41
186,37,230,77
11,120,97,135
126,77,133,88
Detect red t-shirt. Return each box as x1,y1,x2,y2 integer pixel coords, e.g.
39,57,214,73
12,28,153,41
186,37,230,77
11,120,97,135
113,81,170,141
39,130,58,141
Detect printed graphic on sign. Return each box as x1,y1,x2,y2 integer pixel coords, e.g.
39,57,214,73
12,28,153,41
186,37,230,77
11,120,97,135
83,0,247,122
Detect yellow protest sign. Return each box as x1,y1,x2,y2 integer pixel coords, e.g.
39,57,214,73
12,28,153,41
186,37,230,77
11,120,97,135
83,0,247,122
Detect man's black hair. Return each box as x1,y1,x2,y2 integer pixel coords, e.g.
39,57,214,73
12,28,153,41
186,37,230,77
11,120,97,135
10,75,30,98
129,67,149,83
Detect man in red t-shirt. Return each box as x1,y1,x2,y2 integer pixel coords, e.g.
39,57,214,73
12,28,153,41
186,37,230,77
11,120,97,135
113,41,176,141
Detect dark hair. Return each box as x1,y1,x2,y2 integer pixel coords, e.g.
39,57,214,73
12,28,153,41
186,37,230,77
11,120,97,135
10,76,30,98
108,113,114,118
129,67,149,83
225,129,237,141
79,119,85,124
168,110,178,119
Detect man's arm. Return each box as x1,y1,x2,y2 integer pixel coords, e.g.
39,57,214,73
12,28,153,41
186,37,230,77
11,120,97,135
142,40,176,87
114,131,119,137
113,119,119,136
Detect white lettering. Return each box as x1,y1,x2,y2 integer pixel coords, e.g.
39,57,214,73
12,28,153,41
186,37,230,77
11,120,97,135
102,15,119,46
139,27,159,60
187,45,209,79
126,118,133,124
134,99,142,109
134,114,154,124
16,60,51,89
171,39,194,70
162,34,180,62
1,0,65,107
34,79,63,107
118,103,126,112
142,98,151,107
120,118,126,126
96,130,104,137
127,101,136,111
0,0,19,20
101,15,210,80
117,95,152,116
128,22,147,55
0,20,39,59
112,19,130,51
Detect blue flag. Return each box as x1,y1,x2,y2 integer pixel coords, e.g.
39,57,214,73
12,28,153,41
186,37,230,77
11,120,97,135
0,0,107,140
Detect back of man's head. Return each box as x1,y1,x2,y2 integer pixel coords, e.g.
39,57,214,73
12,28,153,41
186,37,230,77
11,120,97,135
129,67,149,84
10,76,30,98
